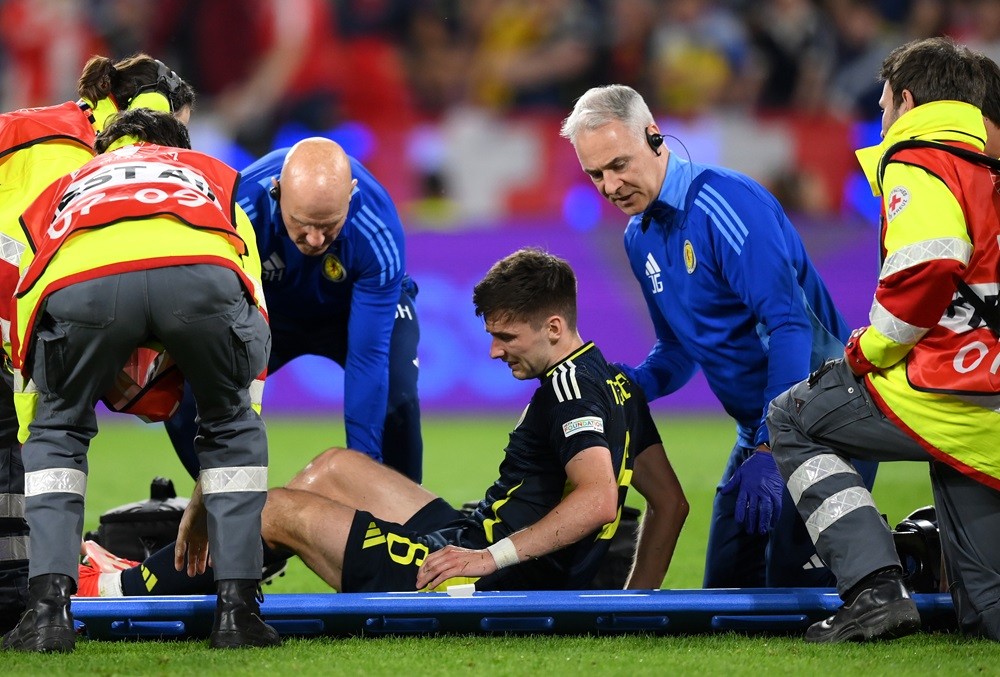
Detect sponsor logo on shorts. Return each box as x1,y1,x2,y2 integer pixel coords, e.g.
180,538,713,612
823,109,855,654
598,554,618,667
562,416,604,438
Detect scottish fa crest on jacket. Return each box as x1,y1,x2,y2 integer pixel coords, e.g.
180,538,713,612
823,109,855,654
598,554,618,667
322,254,346,282
683,240,696,274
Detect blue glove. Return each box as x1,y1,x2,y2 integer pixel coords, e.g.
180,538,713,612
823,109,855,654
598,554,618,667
720,450,783,535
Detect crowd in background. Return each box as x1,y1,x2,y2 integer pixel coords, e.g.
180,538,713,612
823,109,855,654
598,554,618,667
3,0,999,156
1,0,998,228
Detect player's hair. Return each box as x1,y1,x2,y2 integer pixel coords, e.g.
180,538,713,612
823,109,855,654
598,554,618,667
560,84,654,144
78,53,196,112
473,248,578,330
974,53,1000,125
94,108,192,153
879,37,984,110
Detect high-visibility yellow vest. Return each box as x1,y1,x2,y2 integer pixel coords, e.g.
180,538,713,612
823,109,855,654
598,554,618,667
855,101,1000,488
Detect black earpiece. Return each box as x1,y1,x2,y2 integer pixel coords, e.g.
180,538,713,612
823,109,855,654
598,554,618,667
126,59,184,112
646,127,664,156
269,180,280,200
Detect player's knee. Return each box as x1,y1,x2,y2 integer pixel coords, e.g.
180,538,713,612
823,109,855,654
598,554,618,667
287,446,360,489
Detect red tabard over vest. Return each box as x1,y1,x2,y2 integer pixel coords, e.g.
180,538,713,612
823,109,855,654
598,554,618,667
0,100,95,163
16,143,247,297
0,101,96,321
884,141,1000,395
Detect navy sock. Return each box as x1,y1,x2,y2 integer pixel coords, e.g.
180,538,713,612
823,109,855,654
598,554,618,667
120,542,214,596
120,538,292,596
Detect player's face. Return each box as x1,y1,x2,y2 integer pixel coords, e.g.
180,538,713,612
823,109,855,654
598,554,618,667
485,314,553,380
279,179,355,256
574,120,662,216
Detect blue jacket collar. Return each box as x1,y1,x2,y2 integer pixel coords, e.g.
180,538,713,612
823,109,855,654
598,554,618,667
636,153,688,232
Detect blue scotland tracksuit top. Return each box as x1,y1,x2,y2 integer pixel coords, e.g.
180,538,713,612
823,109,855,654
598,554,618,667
238,149,406,455
622,154,849,448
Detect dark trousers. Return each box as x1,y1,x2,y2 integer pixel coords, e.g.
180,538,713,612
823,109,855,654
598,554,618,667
768,359,1000,639
22,266,269,580
165,288,422,481
703,438,877,588
0,367,28,632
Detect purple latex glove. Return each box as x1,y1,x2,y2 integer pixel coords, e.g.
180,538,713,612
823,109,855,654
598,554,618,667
720,450,783,535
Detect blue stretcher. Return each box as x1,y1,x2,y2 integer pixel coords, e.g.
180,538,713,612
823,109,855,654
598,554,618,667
71,589,957,640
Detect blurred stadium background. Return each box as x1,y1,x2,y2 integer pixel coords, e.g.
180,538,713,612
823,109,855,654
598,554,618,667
2,0,961,580
8,0,991,414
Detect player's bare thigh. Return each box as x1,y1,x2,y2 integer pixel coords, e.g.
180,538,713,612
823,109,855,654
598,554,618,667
285,446,437,524
262,487,352,590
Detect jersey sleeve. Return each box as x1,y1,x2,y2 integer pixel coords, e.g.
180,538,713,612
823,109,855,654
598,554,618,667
631,289,699,399
852,161,969,370
702,176,815,435
342,195,406,456
630,391,662,457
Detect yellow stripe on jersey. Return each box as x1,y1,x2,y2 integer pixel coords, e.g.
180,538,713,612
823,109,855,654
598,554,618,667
482,480,524,543
599,429,634,541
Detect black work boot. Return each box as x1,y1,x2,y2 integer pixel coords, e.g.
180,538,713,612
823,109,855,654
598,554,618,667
806,577,921,643
209,579,281,649
2,573,75,653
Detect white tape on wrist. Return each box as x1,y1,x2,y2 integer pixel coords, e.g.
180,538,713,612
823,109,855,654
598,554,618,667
486,537,519,569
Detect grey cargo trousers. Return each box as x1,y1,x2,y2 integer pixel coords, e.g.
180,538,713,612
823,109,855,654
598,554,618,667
768,358,1000,639
21,265,270,582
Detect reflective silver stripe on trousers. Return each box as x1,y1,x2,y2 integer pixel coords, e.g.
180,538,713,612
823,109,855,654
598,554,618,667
24,468,87,497
0,492,25,519
0,535,28,561
200,466,267,494
870,298,928,345
805,487,876,542
787,454,862,504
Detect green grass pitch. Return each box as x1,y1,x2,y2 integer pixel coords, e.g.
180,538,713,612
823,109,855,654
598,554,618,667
6,414,997,675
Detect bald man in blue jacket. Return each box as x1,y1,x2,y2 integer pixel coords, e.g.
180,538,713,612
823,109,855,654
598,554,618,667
165,137,422,482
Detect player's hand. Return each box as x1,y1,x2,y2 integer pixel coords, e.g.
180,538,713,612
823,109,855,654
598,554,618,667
416,545,497,591
720,450,784,535
174,490,210,577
